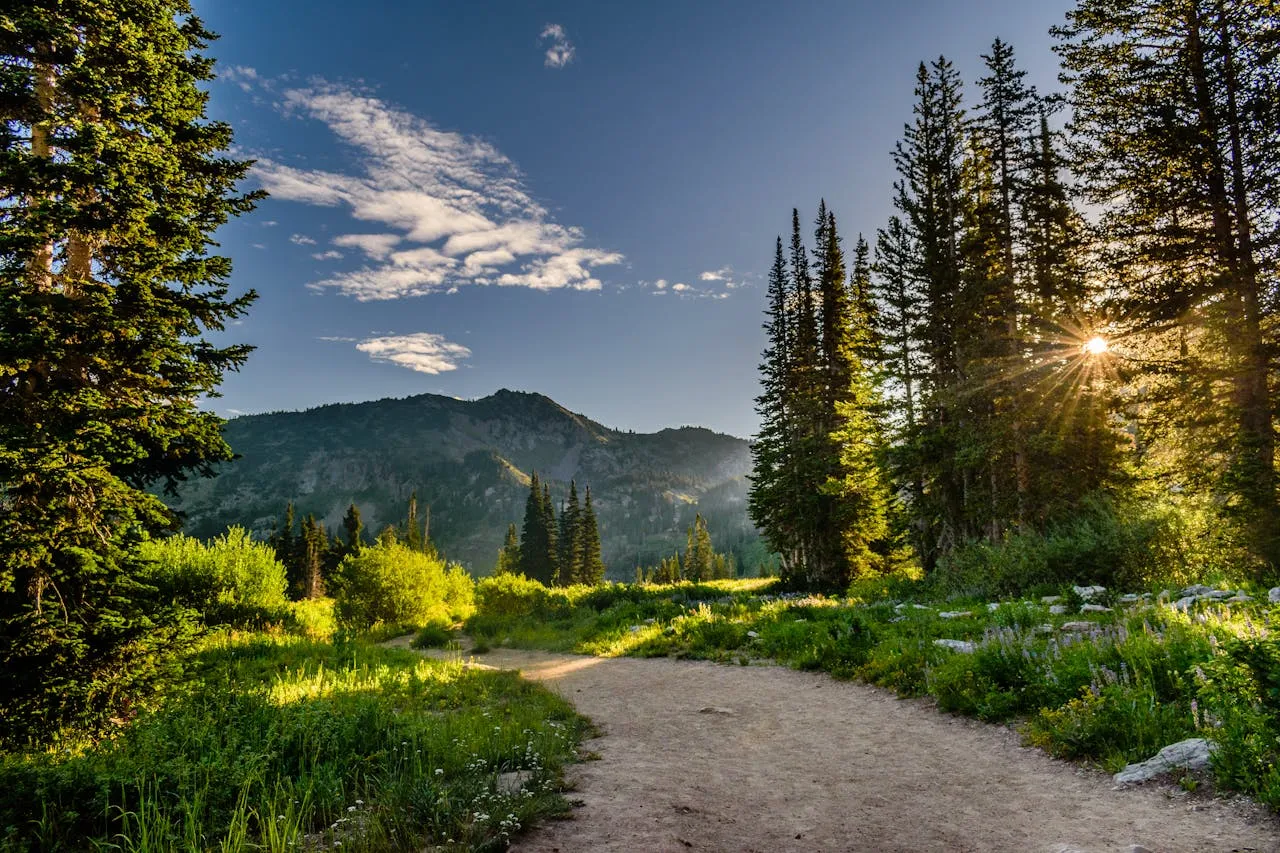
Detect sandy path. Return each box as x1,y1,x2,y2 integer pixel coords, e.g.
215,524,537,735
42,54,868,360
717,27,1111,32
397,641,1280,852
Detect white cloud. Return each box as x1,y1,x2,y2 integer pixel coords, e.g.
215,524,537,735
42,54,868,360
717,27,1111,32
699,266,731,281
671,282,690,292
317,335,357,342
254,82,622,300
290,233,317,245
224,65,259,92
540,24,575,68
355,332,471,374
262,220,278,227
312,249,344,260
333,233,401,260
654,279,667,290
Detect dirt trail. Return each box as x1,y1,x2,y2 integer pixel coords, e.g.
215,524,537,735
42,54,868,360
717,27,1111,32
397,640,1280,852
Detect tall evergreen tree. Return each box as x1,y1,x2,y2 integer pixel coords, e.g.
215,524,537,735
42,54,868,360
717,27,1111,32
404,491,422,552
298,515,327,600
684,514,715,582
1056,0,1280,574
578,487,606,585
340,503,365,558
557,481,582,586
495,523,521,576
1,1,263,741
519,473,556,583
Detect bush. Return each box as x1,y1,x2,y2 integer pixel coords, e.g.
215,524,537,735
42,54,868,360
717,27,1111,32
140,527,289,627
411,621,456,649
331,543,475,631
932,496,1208,599
1197,636,1280,808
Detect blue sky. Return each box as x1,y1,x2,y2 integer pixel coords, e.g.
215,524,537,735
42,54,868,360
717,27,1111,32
200,0,1072,438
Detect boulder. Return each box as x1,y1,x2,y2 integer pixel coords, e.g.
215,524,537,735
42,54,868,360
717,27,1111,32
987,602,1000,612
1059,621,1097,633
939,610,972,620
1226,593,1252,603
1073,585,1107,601
933,639,976,654
1204,589,1233,600
1049,605,1068,616
1041,595,1063,604
1113,738,1215,785
1118,594,1142,604
1080,604,1112,613
1172,596,1198,612
1182,584,1214,597
1269,587,1280,604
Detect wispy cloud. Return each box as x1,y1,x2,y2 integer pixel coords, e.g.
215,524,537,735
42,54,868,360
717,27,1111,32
312,250,344,260
253,82,622,300
355,332,472,374
289,233,317,246
540,24,575,68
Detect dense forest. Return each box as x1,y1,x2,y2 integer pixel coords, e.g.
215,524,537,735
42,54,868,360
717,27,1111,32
751,9,1280,592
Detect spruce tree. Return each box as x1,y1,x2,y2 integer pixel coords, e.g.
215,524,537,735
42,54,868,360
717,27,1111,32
405,491,422,552
495,523,521,576
341,503,365,557
519,473,555,583
1055,0,1280,574
557,481,582,586
1,1,262,741
578,487,606,585
541,483,559,584
683,514,714,582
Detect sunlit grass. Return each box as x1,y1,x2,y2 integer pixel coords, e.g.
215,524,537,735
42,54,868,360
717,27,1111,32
0,632,590,852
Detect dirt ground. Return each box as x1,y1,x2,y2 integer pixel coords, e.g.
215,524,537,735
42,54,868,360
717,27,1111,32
396,640,1280,852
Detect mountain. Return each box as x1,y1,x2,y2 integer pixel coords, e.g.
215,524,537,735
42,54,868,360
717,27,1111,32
166,389,765,578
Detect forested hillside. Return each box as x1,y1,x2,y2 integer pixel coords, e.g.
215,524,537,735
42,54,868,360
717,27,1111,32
165,389,762,575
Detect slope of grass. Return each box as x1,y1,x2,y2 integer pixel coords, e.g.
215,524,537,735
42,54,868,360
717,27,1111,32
0,633,589,852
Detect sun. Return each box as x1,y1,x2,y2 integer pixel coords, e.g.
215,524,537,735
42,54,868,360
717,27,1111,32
1083,336,1109,356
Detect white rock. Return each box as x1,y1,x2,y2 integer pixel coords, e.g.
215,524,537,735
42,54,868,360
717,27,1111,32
1269,587,1280,604
1119,594,1141,604
987,602,1001,612
1080,604,1112,613
629,625,643,633
496,770,535,795
1226,593,1252,603
1034,624,1055,635
1041,595,1063,604
1182,584,1214,597
1113,738,1216,785
1059,621,1097,633
1073,585,1107,601
746,630,760,639
912,604,931,610
939,610,972,620
1049,605,1068,615
1172,596,1198,612
1204,589,1233,600
933,639,976,654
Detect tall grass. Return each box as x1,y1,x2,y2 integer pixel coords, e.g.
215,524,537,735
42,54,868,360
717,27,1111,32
0,634,588,851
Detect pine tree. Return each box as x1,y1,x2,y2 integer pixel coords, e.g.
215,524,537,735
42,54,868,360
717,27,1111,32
495,523,521,576
341,503,365,557
405,491,422,552
0,2,263,741
541,483,559,582
299,515,327,600
683,514,715,582
577,487,606,585
1055,0,1280,574
519,473,556,584
557,481,582,586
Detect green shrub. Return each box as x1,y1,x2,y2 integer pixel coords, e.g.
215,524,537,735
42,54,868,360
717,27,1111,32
475,572,553,619
140,527,289,627
1197,636,1280,808
331,543,475,631
932,496,1211,599
412,621,456,649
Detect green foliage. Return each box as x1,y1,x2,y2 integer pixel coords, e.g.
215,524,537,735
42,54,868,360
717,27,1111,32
331,543,474,631
1196,637,1280,809
411,621,457,650
0,633,587,850
932,496,1211,599
140,528,289,628
0,0,259,750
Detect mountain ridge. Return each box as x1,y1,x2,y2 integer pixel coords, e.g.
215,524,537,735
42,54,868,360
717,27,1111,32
170,388,764,576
